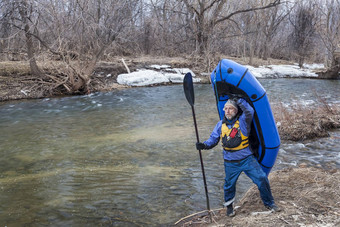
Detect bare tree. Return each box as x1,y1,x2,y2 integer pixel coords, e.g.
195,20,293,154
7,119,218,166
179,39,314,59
18,0,43,77
1,0,43,77
0,0,141,95
259,1,291,60
181,0,281,55
143,0,191,55
40,0,140,94
233,10,261,64
316,0,340,68
313,0,340,78
289,1,318,67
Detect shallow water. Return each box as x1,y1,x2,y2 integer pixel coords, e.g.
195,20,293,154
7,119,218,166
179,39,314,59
0,79,339,226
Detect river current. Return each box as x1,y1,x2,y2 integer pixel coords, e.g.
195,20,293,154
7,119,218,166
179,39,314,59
0,78,339,226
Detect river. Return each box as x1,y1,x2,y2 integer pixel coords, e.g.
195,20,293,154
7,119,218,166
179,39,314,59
0,78,339,226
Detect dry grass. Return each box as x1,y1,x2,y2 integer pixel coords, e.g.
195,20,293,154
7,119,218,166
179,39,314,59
229,167,340,227
0,61,63,76
175,167,340,227
272,102,340,141
0,61,31,76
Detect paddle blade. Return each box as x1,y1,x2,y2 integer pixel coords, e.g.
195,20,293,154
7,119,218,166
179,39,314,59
183,72,195,106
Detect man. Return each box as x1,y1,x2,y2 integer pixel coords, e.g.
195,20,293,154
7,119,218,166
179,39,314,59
196,98,280,217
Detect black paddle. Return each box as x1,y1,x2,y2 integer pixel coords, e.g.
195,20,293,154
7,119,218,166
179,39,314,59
183,72,211,217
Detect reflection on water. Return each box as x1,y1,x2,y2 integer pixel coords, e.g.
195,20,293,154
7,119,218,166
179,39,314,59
0,79,339,226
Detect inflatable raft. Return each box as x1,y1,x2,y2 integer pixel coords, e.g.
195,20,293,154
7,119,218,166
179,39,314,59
210,59,280,175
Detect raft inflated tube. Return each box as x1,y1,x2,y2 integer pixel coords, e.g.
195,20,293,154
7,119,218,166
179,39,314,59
210,59,280,175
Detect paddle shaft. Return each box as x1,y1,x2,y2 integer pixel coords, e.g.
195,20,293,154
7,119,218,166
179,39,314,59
183,72,211,214
190,105,211,212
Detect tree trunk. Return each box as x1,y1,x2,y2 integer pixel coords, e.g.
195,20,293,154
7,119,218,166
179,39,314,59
262,36,271,60
319,53,340,79
298,55,304,68
24,24,43,77
249,43,254,65
263,45,268,60
19,0,43,78
74,43,109,94
197,30,209,55
196,6,208,55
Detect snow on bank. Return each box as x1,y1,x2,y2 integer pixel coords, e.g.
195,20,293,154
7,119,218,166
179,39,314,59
117,68,199,86
117,63,324,86
246,63,323,78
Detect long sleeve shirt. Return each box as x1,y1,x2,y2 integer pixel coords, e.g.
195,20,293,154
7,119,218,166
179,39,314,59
204,98,255,161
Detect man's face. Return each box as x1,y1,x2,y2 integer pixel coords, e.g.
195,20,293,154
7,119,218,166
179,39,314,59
224,106,238,120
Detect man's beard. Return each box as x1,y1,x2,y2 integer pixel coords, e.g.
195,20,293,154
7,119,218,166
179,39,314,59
226,112,237,120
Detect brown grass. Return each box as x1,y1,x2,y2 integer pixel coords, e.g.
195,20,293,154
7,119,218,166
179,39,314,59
0,61,31,76
273,102,340,141
175,167,340,227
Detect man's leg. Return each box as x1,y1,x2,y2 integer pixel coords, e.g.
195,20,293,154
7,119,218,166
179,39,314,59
224,161,242,207
243,155,275,207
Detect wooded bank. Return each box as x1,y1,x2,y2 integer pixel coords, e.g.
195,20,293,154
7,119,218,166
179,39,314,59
1,0,339,96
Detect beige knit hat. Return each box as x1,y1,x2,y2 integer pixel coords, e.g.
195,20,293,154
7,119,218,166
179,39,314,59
223,99,238,110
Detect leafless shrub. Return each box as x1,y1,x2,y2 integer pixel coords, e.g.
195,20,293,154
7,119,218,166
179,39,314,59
273,101,340,141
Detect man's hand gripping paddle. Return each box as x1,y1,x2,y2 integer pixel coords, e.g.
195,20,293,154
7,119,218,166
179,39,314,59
183,73,211,219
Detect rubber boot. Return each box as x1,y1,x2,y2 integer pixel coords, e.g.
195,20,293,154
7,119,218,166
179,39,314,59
226,203,235,217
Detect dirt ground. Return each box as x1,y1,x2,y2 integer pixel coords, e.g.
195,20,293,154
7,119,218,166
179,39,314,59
174,167,340,227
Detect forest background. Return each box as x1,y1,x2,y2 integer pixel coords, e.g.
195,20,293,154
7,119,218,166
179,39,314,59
0,0,339,100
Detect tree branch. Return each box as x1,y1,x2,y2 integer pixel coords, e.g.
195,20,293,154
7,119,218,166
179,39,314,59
215,0,282,25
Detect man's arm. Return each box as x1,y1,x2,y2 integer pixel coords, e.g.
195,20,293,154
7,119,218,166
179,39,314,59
200,120,222,149
237,98,254,135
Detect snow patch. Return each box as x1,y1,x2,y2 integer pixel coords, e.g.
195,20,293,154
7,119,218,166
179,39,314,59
149,64,171,70
117,67,199,86
302,63,325,70
246,64,319,78
117,62,323,86
117,70,169,86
